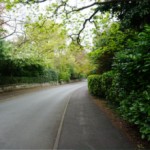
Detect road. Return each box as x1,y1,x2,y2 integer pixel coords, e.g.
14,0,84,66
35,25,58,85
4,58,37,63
0,82,86,149
0,81,133,149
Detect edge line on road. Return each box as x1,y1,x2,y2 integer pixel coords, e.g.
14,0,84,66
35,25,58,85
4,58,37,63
52,94,71,150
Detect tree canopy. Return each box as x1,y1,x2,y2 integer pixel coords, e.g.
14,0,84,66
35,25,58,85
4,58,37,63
2,0,150,43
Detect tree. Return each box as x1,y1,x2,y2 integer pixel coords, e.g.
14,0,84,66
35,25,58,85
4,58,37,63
3,0,150,43
12,18,91,81
0,3,19,39
89,21,126,74
0,4,6,38
24,19,67,58
67,42,94,76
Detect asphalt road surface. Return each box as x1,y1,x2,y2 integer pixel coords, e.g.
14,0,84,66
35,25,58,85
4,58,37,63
0,81,133,149
0,82,86,149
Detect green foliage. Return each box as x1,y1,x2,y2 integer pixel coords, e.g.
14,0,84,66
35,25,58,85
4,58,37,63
88,71,114,98
22,21,89,82
0,76,57,85
0,19,90,85
118,90,150,141
99,71,115,99
112,25,150,99
99,0,150,30
89,22,126,74
59,71,70,83
89,25,150,141
0,40,57,84
88,75,102,97
25,20,67,54
111,25,150,140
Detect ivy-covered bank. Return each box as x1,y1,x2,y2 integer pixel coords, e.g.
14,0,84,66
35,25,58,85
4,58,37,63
88,25,150,141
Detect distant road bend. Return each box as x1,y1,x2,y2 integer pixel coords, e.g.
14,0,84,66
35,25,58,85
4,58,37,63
0,81,133,149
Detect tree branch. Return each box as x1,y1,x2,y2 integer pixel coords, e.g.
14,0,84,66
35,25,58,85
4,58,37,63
19,0,47,4
0,19,17,40
76,8,99,44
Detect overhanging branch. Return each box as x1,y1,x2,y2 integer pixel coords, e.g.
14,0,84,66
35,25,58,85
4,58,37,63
77,8,99,44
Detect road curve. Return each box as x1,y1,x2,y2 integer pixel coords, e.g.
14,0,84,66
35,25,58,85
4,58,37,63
0,82,86,149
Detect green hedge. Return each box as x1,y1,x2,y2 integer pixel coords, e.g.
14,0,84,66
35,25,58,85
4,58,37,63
88,71,150,141
88,26,150,141
0,76,57,86
88,75,102,97
88,71,114,98
112,26,150,141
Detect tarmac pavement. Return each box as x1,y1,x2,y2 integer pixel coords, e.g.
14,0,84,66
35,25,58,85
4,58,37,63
58,85,134,150
0,81,135,149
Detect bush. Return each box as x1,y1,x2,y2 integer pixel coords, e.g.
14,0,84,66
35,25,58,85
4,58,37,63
88,75,102,97
118,89,150,140
0,41,58,85
88,71,114,98
0,76,57,85
59,71,70,82
88,26,150,141
89,22,126,74
44,69,58,81
110,25,150,141
88,72,150,141
100,71,115,99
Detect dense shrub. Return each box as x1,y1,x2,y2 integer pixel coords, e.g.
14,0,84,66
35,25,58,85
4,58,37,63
111,26,150,140
88,72,150,141
100,71,114,99
43,69,58,81
0,62,58,85
0,76,57,85
0,40,58,85
119,89,150,140
0,75,57,85
88,25,150,141
88,75,102,97
88,71,114,98
89,23,126,74
59,71,70,83
0,58,47,77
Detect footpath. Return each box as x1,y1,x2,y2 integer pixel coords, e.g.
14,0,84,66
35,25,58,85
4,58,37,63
58,85,135,150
